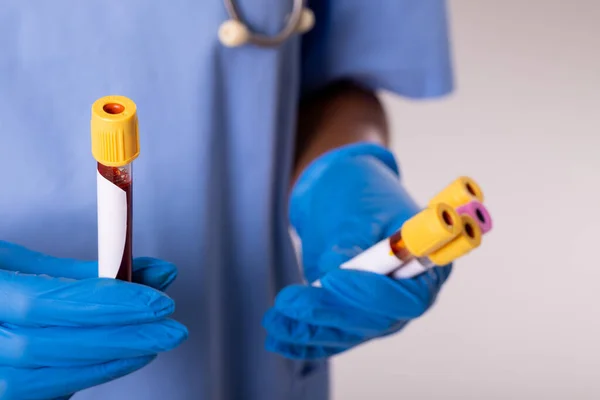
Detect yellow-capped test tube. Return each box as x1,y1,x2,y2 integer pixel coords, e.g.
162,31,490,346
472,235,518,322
401,203,462,257
310,176,491,286
428,176,484,208
91,95,139,282
311,202,462,286
392,214,482,279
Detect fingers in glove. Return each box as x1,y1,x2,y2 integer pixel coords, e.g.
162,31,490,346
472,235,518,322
430,264,453,286
272,285,395,336
0,319,188,368
265,336,347,361
0,241,97,279
262,309,365,348
0,270,175,327
321,269,441,320
0,242,178,290
131,257,178,291
0,355,156,400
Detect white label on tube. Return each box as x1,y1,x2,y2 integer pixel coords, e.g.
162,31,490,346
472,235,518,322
97,170,127,278
312,237,403,286
392,259,428,279
339,238,403,275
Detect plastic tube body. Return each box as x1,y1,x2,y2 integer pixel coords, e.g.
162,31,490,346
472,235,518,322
91,95,139,282
97,162,133,281
311,203,461,287
311,234,411,287
312,230,413,287
390,256,436,279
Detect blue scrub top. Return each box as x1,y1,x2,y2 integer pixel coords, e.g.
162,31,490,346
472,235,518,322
0,1,453,399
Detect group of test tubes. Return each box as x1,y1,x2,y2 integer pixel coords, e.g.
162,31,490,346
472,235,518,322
90,93,492,285
313,177,492,286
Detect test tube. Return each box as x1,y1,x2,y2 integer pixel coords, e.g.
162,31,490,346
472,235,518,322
456,200,493,234
427,176,484,208
391,177,492,279
90,95,140,281
310,176,492,285
311,202,462,287
391,213,482,279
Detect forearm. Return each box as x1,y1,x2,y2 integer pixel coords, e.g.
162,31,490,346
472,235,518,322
292,80,390,185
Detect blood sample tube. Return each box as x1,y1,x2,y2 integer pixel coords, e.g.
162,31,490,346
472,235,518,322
90,95,140,281
388,178,491,279
309,176,493,285
391,214,483,279
312,203,462,287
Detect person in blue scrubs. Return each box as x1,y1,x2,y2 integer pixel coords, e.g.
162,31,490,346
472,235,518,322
0,1,454,399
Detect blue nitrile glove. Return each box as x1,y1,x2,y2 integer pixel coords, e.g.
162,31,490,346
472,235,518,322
0,241,188,400
263,143,452,360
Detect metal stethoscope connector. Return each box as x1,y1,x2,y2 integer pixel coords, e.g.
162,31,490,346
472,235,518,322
219,0,315,47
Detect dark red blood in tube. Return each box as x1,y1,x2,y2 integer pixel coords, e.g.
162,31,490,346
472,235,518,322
389,231,413,263
97,162,133,282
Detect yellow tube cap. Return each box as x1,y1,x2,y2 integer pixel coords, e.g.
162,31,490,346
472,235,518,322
428,214,482,266
428,176,484,208
402,203,462,257
91,95,139,167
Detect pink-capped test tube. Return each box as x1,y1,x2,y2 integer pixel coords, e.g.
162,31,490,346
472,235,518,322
456,200,492,234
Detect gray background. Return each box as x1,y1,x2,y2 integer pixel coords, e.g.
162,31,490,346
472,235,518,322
332,1,600,399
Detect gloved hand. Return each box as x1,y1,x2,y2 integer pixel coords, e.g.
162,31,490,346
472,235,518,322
0,241,188,400
263,142,452,360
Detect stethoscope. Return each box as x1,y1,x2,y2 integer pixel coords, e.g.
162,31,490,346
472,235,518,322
218,0,314,47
